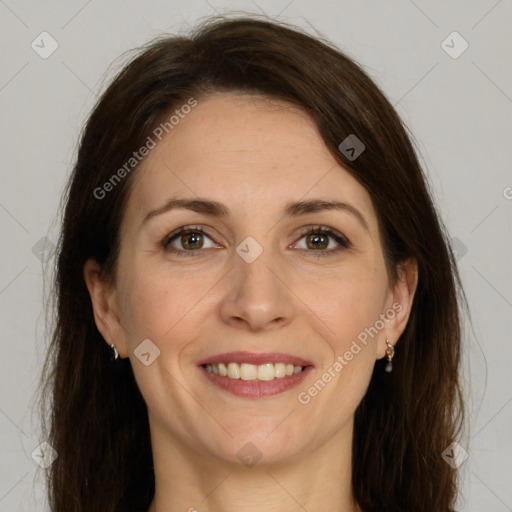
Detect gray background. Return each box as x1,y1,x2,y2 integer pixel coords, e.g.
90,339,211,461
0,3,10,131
0,1,511,510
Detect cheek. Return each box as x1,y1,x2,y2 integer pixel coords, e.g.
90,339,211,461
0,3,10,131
306,263,388,341
299,270,384,422
301,262,388,410
117,260,203,346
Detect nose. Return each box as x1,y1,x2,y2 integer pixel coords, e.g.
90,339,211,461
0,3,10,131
218,242,294,332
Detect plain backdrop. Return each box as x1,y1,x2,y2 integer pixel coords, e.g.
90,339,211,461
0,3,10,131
0,1,511,510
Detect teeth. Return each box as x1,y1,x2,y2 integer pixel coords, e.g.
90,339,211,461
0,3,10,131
204,362,305,380
218,362,228,377
257,363,274,381
240,363,258,381
274,362,286,378
227,362,240,379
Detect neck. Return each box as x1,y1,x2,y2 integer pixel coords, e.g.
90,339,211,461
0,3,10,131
146,416,360,512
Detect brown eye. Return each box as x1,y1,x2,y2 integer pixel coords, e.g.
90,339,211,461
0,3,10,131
294,226,350,258
305,233,329,250
162,226,217,257
179,232,204,250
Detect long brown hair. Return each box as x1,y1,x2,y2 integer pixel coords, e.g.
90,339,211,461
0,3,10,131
38,14,466,511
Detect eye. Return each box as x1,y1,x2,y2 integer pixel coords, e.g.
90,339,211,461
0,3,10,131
162,225,218,256
293,226,350,257
161,224,351,258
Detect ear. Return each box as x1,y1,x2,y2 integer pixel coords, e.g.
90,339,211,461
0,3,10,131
83,258,128,358
377,257,418,358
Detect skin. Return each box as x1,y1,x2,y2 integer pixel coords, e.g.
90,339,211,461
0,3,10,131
84,92,418,512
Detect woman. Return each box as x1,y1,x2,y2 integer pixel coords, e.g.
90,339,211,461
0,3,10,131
38,15,466,512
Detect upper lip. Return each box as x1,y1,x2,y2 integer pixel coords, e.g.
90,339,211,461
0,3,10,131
197,351,314,367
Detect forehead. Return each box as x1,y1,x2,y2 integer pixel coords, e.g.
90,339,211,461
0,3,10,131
124,92,376,228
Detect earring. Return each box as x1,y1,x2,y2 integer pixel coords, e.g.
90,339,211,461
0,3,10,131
110,343,119,362
385,338,395,373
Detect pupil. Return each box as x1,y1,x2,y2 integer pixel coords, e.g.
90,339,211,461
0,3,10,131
308,234,327,250
184,232,202,249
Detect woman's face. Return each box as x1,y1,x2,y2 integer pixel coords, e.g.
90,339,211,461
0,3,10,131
86,92,415,466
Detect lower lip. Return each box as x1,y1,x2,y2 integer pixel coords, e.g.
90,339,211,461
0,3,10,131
199,365,314,398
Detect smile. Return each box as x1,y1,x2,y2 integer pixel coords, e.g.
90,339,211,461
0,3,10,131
197,352,314,398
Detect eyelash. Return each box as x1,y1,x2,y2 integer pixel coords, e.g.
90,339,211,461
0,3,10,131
161,225,351,258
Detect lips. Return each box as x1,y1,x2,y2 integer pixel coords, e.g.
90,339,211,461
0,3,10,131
197,351,314,399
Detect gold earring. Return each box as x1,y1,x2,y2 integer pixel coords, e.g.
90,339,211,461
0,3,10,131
385,338,394,373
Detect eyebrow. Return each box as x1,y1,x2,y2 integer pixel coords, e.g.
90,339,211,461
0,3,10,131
142,197,369,231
